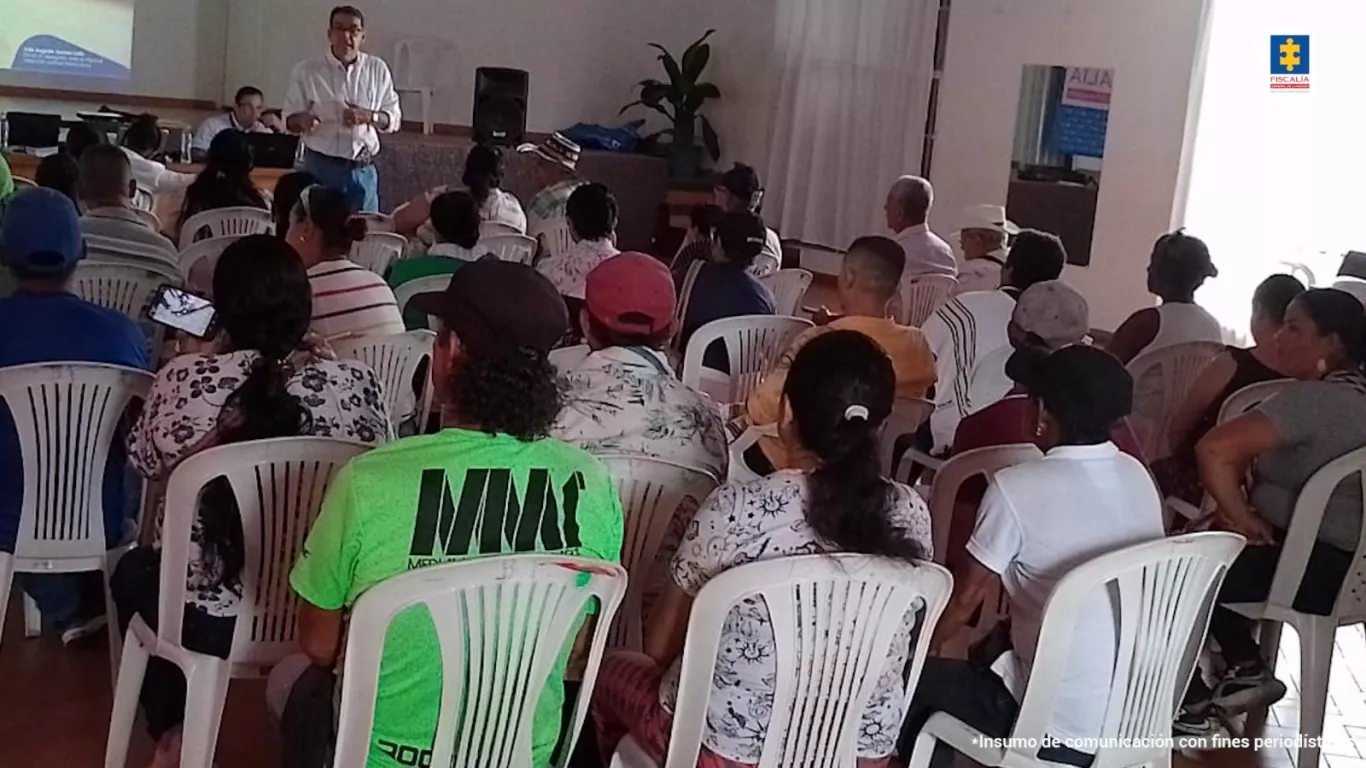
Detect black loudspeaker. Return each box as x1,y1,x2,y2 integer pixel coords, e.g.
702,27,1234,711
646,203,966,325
473,67,529,145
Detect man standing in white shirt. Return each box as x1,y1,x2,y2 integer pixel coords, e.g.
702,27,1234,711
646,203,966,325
885,175,956,279
954,203,1019,295
190,86,284,162
283,5,401,213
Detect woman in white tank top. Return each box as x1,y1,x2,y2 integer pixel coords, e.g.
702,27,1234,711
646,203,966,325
1107,230,1226,363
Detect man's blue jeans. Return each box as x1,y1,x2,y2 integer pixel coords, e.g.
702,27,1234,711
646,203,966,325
303,149,380,213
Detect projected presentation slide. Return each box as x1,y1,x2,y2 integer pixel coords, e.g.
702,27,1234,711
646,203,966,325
0,0,134,78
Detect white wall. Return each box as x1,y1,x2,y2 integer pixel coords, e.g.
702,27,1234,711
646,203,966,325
0,0,226,103
930,0,1210,329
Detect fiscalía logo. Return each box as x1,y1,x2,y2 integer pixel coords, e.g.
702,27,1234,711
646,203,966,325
1270,35,1310,91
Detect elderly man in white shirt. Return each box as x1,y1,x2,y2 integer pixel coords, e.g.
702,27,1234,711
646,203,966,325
283,5,400,213
886,175,956,280
954,203,1019,294
190,86,284,162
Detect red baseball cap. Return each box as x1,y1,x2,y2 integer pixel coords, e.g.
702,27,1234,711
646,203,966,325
584,252,676,336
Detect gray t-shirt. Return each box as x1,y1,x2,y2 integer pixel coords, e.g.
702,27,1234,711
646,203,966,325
1254,378,1366,551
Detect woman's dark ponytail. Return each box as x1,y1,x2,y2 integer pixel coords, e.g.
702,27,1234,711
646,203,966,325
784,331,926,563
462,144,503,208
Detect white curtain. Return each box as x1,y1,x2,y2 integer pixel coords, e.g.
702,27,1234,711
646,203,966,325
761,0,940,250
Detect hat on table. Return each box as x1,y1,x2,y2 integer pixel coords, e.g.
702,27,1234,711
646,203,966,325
585,252,676,336
0,188,85,276
409,259,568,356
516,132,581,171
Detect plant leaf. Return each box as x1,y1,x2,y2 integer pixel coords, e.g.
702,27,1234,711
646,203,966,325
681,43,711,87
684,82,721,113
701,115,721,162
636,78,665,89
640,83,672,108
618,100,643,116
648,43,684,86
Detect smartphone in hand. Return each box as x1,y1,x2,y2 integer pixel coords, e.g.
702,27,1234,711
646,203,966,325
145,285,217,339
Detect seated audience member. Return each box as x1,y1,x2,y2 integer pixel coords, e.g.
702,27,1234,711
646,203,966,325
286,185,404,341
535,181,620,307
1153,274,1304,506
922,229,1067,452
388,190,490,329
175,129,269,242
275,260,623,767
886,175,956,280
954,203,1017,294
0,189,151,644
63,121,107,160
1107,229,1225,363
112,235,391,764
270,170,318,237
1179,288,1366,733
190,86,283,162
119,114,195,196
35,152,80,205
553,252,727,478
77,145,178,257
678,209,778,370
899,345,1164,768
392,142,527,242
518,132,585,238
673,163,783,279
745,236,936,473
593,330,931,766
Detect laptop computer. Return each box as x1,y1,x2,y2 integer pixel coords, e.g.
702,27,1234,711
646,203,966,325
245,133,300,169
5,112,62,149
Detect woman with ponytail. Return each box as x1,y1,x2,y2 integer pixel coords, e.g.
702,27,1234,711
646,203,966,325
114,234,391,765
593,330,930,767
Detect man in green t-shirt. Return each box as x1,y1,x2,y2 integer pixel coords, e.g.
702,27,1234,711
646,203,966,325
387,190,491,330
285,260,624,767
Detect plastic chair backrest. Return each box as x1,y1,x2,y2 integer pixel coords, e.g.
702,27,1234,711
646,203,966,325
393,274,452,329
350,231,409,276
392,37,444,90
680,315,813,410
1008,532,1244,768
12,176,37,189
333,555,628,768
1216,378,1293,424
726,425,774,485
332,330,435,428
71,261,179,320
480,220,520,239
668,554,953,767
881,398,934,476
928,443,1042,564
537,219,575,260
548,344,590,374
899,274,958,327
1126,341,1225,461
86,233,179,271
356,212,395,233
758,268,814,317
594,455,719,650
178,235,238,279
177,206,273,250
131,207,162,231
1260,445,1366,622
132,185,155,212
481,233,538,265
156,437,371,664
0,363,153,563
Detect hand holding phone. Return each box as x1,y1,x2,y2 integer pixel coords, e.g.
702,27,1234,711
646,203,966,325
146,285,218,339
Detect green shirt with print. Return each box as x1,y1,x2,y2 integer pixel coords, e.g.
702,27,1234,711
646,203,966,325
386,257,465,330
291,428,624,768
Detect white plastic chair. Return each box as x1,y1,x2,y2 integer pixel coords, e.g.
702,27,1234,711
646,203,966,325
130,207,162,231
480,220,521,239
881,397,934,477
758,268,814,317
332,330,435,431
1126,341,1225,462
726,424,774,486
355,211,395,233
611,553,953,768
12,176,37,189
926,443,1042,566
393,37,444,135
595,456,719,650
71,261,179,320
482,233,538,265
351,231,409,276
105,437,371,768
177,206,274,250
680,315,813,415
899,274,959,327
86,233,180,272
178,235,239,285
0,363,152,661
132,185,155,213
908,532,1244,768
536,218,575,260
549,344,591,374
332,555,628,768
1230,445,1366,768
393,274,452,329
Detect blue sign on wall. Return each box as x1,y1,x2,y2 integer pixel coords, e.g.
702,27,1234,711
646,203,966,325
1051,104,1109,159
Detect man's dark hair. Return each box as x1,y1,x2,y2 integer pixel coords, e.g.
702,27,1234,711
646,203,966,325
330,5,365,26
430,191,482,250
566,183,618,242
63,122,105,160
121,114,163,155
1005,229,1067,291
235,86,265,103
845,236,905,301
80,144,134,202
36,153,80,205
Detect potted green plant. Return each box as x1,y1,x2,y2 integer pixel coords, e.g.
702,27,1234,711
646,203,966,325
621,29,721,179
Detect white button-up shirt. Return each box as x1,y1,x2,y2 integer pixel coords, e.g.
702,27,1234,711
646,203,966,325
283,50,401,161
191,112,273,153
895,222,957,278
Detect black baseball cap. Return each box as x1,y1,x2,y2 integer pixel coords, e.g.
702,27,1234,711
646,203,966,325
409,259,568,355
1006,345,1134,426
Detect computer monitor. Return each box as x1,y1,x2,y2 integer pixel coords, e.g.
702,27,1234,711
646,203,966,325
245,133,300,170
5,112,62,149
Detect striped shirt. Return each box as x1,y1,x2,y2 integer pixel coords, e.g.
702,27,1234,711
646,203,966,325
921,289,1017,452
308,259,406,341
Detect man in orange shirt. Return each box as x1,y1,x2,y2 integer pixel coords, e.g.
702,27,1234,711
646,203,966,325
742,235,937,472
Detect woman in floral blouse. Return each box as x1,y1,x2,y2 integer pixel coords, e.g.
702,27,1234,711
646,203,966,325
591,330,933,766
111,235,392,767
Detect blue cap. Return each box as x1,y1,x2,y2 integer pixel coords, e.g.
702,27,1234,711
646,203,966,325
1,188,85,275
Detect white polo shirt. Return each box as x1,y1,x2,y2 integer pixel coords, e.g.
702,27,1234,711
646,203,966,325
191,112,273,153
967,442,1165,744
283,50,401,161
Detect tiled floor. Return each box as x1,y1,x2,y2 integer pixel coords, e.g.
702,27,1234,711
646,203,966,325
2,587,1361,767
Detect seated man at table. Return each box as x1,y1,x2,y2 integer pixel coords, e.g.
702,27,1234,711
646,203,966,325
78,145,177,259
190,86,284,162
0,189,151,644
